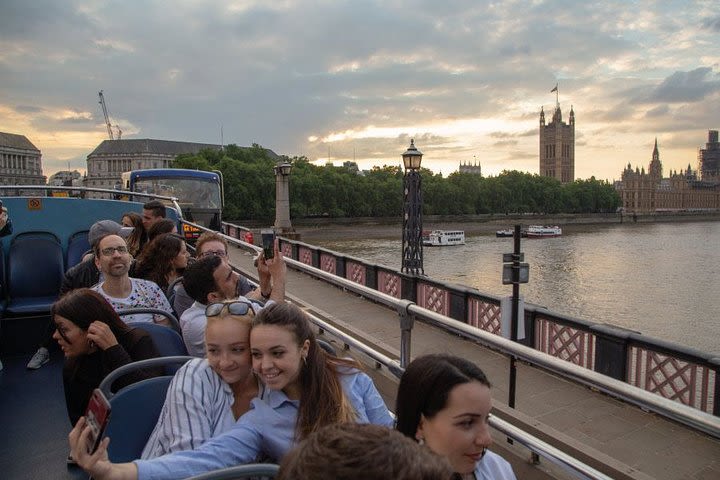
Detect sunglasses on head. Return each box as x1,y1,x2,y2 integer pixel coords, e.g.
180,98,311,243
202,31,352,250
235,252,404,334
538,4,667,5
205,300,255,318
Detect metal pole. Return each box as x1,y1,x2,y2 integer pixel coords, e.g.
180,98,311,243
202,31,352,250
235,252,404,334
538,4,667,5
401,170,423,275
508,224,521,409
398,308,415,369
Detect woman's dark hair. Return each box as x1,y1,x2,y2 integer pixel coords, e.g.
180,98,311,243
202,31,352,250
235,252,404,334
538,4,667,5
395,354,491,440
52,288,132,343
121,211,146,256
134,233,185,291
252,302,360,440
147,219,176,242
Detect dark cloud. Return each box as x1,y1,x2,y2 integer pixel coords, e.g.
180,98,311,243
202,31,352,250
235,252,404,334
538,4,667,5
645,105,669,118
633,68,720,104
702,15,720,32
15,105,44,113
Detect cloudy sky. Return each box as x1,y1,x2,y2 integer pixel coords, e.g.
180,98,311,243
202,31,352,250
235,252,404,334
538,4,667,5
1,0,719,181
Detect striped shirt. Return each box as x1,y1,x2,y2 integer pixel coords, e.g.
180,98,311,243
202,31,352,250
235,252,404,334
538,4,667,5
141,358,236,459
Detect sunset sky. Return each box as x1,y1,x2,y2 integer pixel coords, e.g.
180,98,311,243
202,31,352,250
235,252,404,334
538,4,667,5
1,0,719,181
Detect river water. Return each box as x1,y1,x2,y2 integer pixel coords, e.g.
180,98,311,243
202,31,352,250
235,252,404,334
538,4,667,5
310,221,720,355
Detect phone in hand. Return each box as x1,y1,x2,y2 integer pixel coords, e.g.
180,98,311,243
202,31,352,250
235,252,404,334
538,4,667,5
261,228,275,260
84,388,111,454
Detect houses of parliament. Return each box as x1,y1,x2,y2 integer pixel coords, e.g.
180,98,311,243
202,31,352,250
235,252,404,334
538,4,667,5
617,130,720,213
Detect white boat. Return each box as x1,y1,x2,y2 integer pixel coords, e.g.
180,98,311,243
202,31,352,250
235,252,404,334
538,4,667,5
526,225,562,238
422,230,465,246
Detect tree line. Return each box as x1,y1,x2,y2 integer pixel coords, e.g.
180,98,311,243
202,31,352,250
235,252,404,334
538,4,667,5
173,144,621,221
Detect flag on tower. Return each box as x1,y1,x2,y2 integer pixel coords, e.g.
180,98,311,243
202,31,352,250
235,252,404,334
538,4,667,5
550,84,558,93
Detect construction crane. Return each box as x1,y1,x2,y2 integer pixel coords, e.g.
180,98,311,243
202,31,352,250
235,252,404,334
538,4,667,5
98,90,121,140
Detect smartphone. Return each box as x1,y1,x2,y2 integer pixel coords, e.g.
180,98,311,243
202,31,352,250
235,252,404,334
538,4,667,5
261,228,275,260
84,388,111,454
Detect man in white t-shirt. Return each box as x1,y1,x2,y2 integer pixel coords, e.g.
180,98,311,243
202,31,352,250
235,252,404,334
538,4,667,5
91,234,173,325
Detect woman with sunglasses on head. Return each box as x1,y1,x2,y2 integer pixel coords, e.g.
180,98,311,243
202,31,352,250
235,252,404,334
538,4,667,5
395,354,516,480
141,300,260,458
52,288,160,426
69,302,394,479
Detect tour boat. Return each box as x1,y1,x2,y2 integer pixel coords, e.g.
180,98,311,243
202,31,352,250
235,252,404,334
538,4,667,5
496,229,515,237
422,230,465,246
525,225,562,238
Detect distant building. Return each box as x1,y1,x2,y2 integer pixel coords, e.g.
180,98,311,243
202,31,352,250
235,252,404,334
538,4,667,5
0,132,46,187
617,138,720,213
459,160,482,175
85,138,223,190
48,170,82,186
698,130,720,181
539,103,575,183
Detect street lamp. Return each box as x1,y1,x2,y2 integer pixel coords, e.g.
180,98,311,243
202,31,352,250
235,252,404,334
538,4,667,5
401,139,424,276
273,161,294,235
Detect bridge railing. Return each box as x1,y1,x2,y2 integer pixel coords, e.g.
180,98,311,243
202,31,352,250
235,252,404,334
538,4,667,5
256,233,719,418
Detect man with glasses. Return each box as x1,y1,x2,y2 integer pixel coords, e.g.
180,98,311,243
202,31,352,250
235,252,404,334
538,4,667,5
91,234,173,325
171,232,271,317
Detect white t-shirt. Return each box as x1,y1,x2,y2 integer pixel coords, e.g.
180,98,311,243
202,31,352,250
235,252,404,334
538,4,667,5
92,277,173,324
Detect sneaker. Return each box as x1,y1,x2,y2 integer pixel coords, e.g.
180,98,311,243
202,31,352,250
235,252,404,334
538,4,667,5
27,347,50,369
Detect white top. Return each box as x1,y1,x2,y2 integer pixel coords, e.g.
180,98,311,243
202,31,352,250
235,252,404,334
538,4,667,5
474,449,517,480
92,278,173,324
179,296,272,358
141,358,236,459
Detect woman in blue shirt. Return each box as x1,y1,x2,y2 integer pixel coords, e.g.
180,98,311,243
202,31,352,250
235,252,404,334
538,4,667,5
395,354,517,480
69,302,394,479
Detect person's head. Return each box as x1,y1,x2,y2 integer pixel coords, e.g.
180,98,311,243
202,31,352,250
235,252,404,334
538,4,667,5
204,300,255,387
135,233,188,287
142,200,166,230
147,218,177,242
121,212,143,229
251,302,358,439
278,423,453,480
51,288,131,358
183,255,239,304
88,219,132,249
195,231,229,259
395,354,493,475
94,234,131,278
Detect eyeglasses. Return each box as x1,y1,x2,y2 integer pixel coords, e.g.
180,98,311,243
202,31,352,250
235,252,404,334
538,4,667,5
199,250,227,259
100,245,129,256
206,300,255,318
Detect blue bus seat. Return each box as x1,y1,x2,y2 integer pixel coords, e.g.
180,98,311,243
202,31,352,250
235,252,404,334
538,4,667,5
98,356,192,463
185,464,280,479
6,232,64,315
66,230,91,269
134,322,189,358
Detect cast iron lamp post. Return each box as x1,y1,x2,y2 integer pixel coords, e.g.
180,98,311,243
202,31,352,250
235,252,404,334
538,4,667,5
273,161,294,235
401,139,424,275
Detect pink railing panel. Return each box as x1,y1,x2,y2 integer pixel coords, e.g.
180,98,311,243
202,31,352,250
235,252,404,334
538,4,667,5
280,242,292,258
628,347,716,414
378,271,401,299
298,246,313,266
468,298,502,335
535,316,595,369
345,261,366,286
417,283,450,316
320,253,336,274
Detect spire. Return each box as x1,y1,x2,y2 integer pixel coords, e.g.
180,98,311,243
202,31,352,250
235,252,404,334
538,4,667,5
540,106,545,125
569,105,575,126
649,137,662,181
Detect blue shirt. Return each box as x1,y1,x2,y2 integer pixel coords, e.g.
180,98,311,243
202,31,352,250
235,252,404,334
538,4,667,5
135,370,393,479
475,450,517,480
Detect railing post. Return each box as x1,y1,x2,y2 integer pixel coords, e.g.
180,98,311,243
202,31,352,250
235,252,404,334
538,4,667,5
713,358,720,417
591,325,632,381
401,273,417,302
398,306,415,369
311,247,320,269
449,286,468,323
335,255,346,278
291,242,299,261
365,263,378,290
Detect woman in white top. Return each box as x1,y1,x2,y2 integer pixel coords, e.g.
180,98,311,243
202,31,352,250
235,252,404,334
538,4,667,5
141,300,260,458
395,354,517,480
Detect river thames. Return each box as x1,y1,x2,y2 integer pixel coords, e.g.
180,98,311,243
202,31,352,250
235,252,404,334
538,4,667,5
307,220,720,355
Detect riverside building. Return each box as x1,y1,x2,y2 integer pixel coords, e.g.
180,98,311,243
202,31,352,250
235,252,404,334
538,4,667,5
617,136,720,213
0,132,46,188
539,102,575,183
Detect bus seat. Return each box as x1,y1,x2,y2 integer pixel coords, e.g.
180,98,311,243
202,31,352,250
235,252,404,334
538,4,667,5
185,464,280,480
98,356,192,463
66,231,91,269
133,322,189,374
6,232,64,315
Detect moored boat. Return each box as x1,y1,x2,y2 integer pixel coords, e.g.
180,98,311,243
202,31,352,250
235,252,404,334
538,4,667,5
496,228,514,237
422,230,465,246
525,225,562,238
